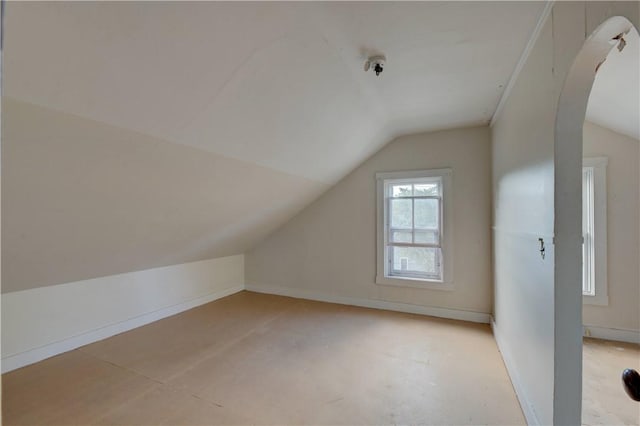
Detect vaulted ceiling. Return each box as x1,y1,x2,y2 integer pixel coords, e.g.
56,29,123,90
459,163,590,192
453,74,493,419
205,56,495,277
2,1,547,292
586,27,640,141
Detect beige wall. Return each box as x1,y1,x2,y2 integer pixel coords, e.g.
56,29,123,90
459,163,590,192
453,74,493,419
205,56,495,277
583,121,640,332
2,98,327,293
246,126,492,315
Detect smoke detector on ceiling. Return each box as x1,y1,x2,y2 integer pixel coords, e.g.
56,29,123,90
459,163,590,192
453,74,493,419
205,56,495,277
364,55,386,76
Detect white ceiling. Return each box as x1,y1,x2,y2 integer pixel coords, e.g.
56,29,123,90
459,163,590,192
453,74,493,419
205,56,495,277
3,2,549,290
586,28,640,140
5,1,547,185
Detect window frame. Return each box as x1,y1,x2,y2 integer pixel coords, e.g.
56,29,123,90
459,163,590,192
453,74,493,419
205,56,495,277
582,157,608,305
376,168,454,290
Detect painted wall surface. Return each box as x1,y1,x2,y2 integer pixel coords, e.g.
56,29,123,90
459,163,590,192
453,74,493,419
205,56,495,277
492,2,639,425
247,126,492,316
1,254,244,372
583,121,639,332
1,99,327,292
552,5,639,425
491,16,556,425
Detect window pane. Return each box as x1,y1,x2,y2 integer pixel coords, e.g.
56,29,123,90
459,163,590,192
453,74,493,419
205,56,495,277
414,183,440,196
390,247,440,277
391,184,412,197
390,230,412,243
582,167,595,295
583,236,594,296
390,199,412,228
414,198,439,229
415,230,438,244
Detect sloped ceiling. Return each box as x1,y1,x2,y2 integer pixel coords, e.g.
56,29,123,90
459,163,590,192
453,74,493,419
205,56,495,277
586,28,640,141
2,1,546,292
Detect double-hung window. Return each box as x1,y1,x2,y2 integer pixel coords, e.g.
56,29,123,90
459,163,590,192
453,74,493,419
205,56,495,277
582,166,596,296
582,157,608,305
376,169,453,289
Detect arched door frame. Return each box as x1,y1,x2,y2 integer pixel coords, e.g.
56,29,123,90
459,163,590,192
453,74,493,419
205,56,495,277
554,15,638,425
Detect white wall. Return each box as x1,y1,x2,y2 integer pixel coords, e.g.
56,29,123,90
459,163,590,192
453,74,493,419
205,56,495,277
246,126,493,320
583,121,639,334
553,7,638,426
1,10,4,384
1,254,244,373
491,2,639,425
491,13,556,425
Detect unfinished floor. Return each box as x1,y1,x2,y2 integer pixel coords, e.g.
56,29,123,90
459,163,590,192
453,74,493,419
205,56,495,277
2,291,525,425
582,338,640,426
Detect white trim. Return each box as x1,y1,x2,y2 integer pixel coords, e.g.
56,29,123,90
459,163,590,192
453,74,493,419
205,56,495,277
582,166,596,297
1,285,243,373
376,168,454,287
492,227,554,241
490,1,555,127
491,317,540,426
582,156,608,305
245,283,490,324
375,168,452,181
583,325,640,344
374,275,455,291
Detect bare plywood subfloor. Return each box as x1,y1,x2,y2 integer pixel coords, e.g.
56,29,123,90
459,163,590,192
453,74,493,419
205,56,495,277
3,291,525,425
583,337,640,426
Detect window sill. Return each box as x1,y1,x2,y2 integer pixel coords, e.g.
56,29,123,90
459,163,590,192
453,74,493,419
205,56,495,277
583,294,608,306
375,275,455,291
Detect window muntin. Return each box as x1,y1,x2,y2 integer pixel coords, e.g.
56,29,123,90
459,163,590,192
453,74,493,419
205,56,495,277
384,176,444,281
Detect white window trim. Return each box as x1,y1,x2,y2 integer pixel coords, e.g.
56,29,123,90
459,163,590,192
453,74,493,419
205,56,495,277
375,168,454,291
583,157,608,306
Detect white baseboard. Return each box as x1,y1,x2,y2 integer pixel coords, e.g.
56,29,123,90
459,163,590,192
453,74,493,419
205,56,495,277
491,317,540,426
583,325,640,344
245,283,491,324
2,285,243,373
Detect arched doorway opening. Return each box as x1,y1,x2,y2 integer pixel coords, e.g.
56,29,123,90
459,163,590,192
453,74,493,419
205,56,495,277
554,15,639,424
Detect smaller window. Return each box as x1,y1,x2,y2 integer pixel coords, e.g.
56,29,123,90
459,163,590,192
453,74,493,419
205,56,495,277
376,169,453,289
582,166,595,296
582,157,608,305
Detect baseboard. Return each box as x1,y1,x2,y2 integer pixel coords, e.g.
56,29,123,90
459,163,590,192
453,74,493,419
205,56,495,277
1,284,243,373
245,283,490,324
491,317,540,426
583,325,640,344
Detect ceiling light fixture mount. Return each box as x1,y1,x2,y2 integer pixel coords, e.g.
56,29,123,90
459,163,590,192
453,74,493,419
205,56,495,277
364,55,386,76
